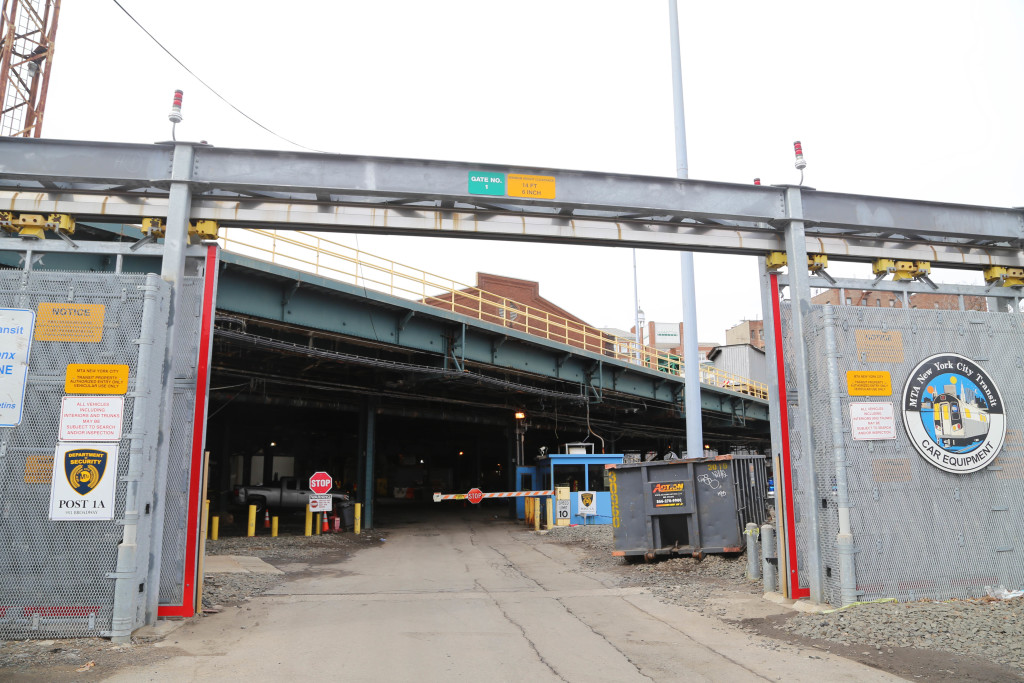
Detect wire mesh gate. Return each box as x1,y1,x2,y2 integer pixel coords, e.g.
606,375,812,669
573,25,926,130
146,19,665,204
0,244,213,639
778,300,1024,606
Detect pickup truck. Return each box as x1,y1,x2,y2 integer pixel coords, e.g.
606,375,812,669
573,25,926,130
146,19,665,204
233,477,349,513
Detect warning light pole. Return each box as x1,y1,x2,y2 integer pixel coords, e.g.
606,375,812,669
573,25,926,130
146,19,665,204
0,0,62,138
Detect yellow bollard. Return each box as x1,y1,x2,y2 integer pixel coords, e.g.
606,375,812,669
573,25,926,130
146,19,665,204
211,516,220,540
304,504,312,537
546,497,554,530
315,513,321,535
247,505,256,537
354,503,361,535
271,516,279,537
534,498,541,531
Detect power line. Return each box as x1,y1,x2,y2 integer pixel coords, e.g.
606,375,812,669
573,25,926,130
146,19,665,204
110,0,331,154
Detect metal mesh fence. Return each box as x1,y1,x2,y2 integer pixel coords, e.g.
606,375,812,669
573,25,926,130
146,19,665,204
0,271,147,638
0,266,206,638
782,302,1024,606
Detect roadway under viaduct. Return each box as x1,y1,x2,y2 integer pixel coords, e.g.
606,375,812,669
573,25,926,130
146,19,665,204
0,219,769,526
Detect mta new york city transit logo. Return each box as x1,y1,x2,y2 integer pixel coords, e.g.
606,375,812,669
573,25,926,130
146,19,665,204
902,353,1005,474
64,448,109,495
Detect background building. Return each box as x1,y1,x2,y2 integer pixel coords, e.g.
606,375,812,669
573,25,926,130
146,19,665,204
726,320,765,350
811,288,987,311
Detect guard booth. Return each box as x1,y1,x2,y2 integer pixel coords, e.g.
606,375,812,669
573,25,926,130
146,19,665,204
530,443,624,524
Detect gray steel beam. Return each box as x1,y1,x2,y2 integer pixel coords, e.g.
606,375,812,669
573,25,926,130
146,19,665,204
1,138,1021,252
4,193,1021,269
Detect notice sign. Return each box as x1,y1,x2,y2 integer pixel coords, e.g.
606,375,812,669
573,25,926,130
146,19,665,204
65,364,129,395
854,330,904,363
651,481,686,507
0,308,34,427
847,370,892,396
850,402,896,441
59,396,124,442
49,442,119,520
34,303,105,343
309,494,332,512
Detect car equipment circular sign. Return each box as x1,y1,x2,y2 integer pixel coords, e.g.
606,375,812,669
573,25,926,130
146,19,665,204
901,353,1005,474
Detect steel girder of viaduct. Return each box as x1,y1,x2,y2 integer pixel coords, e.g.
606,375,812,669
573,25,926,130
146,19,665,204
0,137,1022,270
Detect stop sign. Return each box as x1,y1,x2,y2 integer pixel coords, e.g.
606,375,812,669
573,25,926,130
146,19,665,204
466,488,483,504
309,471,333,495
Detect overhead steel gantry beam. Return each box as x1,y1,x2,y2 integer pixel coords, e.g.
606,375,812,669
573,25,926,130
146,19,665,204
0,137,1022,269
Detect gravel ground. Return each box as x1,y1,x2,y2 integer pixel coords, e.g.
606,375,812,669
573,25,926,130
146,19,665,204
544,524,1024,680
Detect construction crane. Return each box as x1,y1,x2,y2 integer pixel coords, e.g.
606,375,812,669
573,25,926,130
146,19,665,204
0,0,60,137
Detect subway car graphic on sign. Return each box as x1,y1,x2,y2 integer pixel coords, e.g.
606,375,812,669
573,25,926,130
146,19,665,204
924,383,989,450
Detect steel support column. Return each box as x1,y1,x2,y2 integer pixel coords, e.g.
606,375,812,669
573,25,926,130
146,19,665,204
758,255,788,593
362,402,377,530
783,186,824,604
144,142,195,625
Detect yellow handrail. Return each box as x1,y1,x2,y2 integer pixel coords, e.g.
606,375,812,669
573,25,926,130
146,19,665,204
217,228,769,400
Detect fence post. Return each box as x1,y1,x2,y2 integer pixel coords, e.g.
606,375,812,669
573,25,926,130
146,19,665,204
761,523,777,593
745,523,761,580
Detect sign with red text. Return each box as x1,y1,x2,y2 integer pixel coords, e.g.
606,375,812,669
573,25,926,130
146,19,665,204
59,396,124,442
850,402,896,441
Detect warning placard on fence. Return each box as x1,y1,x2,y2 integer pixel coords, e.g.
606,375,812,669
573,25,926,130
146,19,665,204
49,442,119,520
64,364,129,395
35,303,105,342
849,402,896,440
59,396,124,441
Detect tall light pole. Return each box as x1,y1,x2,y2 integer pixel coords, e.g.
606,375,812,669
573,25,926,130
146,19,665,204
633,249,643,362
668,0,703,457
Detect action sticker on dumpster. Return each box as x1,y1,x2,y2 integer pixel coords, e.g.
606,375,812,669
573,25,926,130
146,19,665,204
651,481,685,507
309,494,332,512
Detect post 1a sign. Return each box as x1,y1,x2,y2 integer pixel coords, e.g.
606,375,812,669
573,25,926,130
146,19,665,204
309,471,333,495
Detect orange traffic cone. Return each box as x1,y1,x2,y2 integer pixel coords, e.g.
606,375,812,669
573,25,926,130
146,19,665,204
321,512,329,533
263,509,271,529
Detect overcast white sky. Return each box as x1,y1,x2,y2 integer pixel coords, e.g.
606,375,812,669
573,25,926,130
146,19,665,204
42,1,1024,344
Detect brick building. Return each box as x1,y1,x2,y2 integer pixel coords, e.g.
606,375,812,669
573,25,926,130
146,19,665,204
810,289,986,311
421,273,608,354
725,320,765,350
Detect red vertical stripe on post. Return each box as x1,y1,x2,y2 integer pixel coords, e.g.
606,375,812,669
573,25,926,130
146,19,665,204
159,243,219,617
770,272,809,599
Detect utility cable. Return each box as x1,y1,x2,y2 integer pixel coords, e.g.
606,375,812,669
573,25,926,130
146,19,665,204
110,0,331,154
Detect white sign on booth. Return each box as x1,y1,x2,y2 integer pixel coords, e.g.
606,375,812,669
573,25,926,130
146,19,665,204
577,491,597,516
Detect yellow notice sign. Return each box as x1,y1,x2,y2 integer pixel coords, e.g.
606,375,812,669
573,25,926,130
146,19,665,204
65,364,129,395
854,329,904,363
507,174,556,199
35,303,105,343
847,370,893,396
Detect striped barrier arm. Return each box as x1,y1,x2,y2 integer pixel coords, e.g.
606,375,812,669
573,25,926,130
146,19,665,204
433,490,554,502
